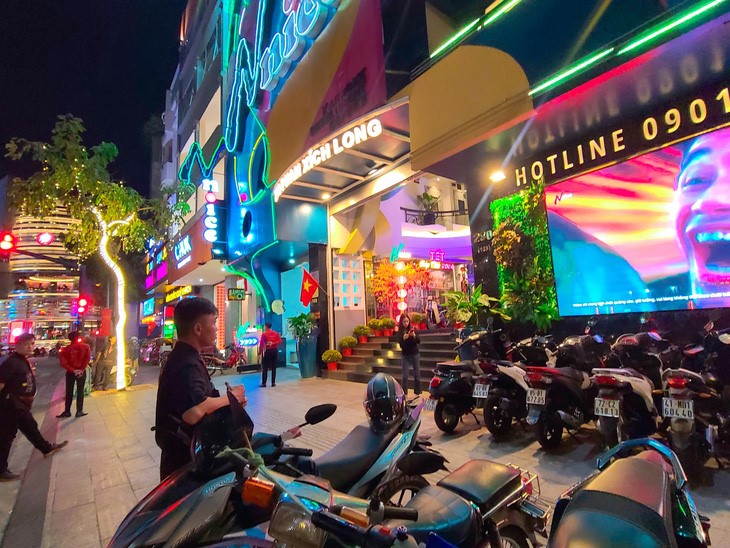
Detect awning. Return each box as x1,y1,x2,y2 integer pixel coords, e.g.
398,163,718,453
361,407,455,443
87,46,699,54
272,98,410,204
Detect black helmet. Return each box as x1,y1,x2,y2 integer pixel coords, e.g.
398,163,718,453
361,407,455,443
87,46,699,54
364,373,405,432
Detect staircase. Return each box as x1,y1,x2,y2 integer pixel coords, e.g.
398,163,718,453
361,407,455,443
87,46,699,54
321,332,457,392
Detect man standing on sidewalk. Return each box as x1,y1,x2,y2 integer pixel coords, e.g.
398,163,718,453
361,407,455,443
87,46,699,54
258,322,281,387
155,297,248,480
0,333,68,481
57,331,91,418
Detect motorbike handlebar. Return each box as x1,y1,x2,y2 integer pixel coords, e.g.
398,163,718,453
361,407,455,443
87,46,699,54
279,447,313,457
381,506,418,521
311,511,399,548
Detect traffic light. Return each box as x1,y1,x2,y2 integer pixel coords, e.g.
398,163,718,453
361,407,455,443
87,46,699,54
77,296,90,317
0,231,16,260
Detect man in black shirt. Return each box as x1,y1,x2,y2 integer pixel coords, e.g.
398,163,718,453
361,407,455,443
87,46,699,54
155,297,247,480
0,333,68,481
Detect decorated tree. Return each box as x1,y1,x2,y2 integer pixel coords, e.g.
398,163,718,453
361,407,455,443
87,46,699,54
6,115,183,389
369,260,430,316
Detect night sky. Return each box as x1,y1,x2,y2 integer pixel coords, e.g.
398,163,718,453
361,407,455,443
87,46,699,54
0,0,187,196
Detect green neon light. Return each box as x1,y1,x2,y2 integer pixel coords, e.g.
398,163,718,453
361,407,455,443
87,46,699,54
528,47,614,96
178,137,226,183
617,0,727,55
225,264,272,313
430,18,480,59
430,0,527,60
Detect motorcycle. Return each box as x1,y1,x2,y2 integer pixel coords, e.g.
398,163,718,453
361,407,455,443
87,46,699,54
549,438,710,547
525,321,610,450
225,343,247,369
426,319,507,433
229,446,549,547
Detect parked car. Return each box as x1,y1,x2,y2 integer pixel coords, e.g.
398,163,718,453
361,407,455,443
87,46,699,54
140,338,174,367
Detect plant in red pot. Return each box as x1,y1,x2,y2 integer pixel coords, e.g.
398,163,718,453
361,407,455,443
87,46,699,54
353,325,372,344
338,336,357,357
410,312,427,330
379,317,396,337
321,349,342,371
368,318,383,337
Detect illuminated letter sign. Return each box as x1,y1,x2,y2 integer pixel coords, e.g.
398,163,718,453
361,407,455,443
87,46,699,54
174,235,192,261
202,179,220,243
165,285,193,303
142,298,155,317
227,288,247,301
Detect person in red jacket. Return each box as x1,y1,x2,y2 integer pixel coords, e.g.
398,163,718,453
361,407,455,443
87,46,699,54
258,323,282,387
57,331,91,418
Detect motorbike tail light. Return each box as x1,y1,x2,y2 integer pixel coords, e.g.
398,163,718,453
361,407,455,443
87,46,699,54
429,376,442,388
478,359,498,373
594,375,622,386
667,376,689,389
527,371,552,385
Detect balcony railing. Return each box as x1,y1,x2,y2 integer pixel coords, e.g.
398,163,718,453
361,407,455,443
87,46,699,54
400,207,469,227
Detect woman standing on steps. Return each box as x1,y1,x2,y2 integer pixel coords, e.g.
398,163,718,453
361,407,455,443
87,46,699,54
397,314,421,396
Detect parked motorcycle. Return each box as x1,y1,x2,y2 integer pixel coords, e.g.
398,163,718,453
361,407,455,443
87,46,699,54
234,449,549,547
426,319,506,433
549,438,710,547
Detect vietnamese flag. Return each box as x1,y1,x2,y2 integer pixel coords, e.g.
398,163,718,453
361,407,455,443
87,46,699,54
300,268,319,307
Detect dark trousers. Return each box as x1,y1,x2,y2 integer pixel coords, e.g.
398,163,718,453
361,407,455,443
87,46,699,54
159,440,191,481
261,349,278,385
63,371,86,413
0,401,53,472
94,360,112,389
402,353,422,394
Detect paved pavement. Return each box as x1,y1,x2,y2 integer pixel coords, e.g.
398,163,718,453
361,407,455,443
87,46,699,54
1,362,729,547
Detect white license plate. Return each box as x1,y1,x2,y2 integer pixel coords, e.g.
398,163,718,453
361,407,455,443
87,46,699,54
527,389,546,406
472,384,490,399
424,397,438,411
594,398,620,418
663,398,694,419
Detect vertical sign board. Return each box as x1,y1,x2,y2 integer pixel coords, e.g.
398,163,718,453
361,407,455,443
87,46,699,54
201,178,228,259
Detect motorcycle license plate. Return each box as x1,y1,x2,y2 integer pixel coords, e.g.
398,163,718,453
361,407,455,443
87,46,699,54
594,398,620,418
472,384,490,399
424,398,438,411
527,389,546,406
663,398,694,419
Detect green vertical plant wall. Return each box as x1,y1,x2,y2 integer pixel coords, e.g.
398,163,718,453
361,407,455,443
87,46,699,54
490,179,559,331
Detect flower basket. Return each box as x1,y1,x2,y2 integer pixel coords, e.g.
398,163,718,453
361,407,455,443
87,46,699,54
326,362,338,371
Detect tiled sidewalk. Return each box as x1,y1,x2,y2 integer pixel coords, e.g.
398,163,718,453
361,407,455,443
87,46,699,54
5,364,729,547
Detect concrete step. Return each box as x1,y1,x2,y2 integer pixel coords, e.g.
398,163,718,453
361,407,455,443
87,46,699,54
322,368,431,391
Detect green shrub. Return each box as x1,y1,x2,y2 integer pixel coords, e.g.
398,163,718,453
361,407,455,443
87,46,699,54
379,317,396,329
338,336,358,349
321,349,342,363
353,325,372,337
367,318,383,331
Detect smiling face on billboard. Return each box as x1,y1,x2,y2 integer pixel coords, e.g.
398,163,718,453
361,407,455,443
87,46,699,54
674,126,730,296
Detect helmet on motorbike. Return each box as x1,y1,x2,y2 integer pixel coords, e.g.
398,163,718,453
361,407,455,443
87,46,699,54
364,373,405,432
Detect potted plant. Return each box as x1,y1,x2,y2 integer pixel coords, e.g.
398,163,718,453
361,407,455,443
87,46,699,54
410,312,427,330
353,325,372,344
368,318,383,337
321,349,342,371
379,316,396,337
338,336,357,357
416,191,439,225
288,312,317,378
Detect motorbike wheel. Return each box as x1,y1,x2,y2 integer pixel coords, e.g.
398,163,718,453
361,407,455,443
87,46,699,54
497,526,530,548
125,369,135,388
674,443,706,484
434,401,460,433
374,474,428,507
536,411,563,450
483,396,512,437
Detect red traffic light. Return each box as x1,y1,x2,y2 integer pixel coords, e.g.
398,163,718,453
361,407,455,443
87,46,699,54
78,298,88,307
36,232,55,246
0,232,16,252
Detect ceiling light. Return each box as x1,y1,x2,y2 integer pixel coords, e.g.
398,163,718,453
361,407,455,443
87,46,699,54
349,199,356,205
321,193,331,200
199,278,203,282
288,258,296,264
489,171,507,183
368,168,378,176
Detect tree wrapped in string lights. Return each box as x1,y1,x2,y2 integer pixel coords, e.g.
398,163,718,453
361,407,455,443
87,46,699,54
6,115,184,389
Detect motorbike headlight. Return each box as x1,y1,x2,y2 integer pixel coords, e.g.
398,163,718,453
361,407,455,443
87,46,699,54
268,497,326,548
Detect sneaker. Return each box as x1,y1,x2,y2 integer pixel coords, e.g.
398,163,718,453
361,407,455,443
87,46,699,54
0,470,21,481
75,412,88,417
56,411,72,418
259,384,267,388
43,440,69,458
271,383,276,387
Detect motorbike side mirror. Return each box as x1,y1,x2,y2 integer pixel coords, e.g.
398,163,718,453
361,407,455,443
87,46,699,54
486,317,494,329
396,451,447,475
304,403,337,425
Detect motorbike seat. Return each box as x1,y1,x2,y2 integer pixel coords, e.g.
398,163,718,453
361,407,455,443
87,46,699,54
436,360,477,373
308,423,399,492
555,367,591,388
437,459,521,512
387,485,480,546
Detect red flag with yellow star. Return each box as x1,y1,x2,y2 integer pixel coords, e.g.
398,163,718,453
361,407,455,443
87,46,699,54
300,268,319,307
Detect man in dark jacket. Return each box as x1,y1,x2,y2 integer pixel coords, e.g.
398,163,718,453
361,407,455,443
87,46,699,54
57,331,91,418
0,333,68,481
155,298,248,480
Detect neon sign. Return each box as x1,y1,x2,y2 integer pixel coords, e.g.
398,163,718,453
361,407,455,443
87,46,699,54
275,118,383,201
174,235,193,268
142,298,155,317
202,179,220,243
165,285,193,303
